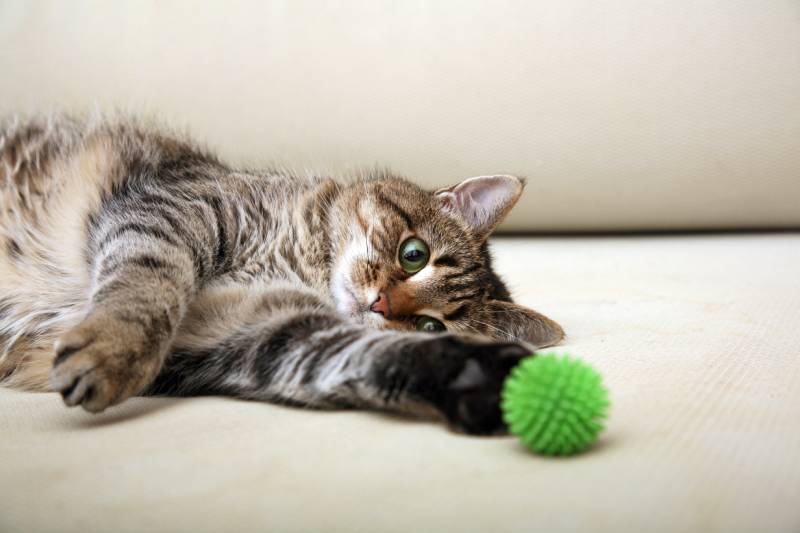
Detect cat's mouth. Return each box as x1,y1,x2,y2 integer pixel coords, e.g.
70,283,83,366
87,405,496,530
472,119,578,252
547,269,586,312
331,278,387,329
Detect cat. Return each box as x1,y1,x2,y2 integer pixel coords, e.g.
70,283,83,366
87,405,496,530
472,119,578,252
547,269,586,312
0,113,563,435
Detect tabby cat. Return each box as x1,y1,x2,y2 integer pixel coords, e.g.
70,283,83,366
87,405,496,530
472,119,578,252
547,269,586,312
0,114,563,435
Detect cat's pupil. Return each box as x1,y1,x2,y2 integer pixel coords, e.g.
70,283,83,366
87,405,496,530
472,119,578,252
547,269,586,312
398,237,429,274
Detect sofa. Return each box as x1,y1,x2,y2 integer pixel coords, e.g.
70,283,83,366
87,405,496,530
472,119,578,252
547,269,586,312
1,2,798,532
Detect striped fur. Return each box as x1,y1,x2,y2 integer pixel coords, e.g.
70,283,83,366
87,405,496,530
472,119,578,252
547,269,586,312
0,114,563,434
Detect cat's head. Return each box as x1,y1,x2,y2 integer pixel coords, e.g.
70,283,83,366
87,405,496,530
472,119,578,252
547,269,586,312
330,173,564,348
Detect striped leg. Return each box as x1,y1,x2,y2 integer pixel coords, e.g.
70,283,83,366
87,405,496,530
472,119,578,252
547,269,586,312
50,182,229,411
149,285,529,435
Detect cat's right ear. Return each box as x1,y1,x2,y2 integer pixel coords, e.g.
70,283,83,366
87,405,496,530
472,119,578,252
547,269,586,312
434,175,524,239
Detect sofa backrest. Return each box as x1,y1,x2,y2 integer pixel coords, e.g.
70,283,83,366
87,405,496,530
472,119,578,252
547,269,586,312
1,1,798,231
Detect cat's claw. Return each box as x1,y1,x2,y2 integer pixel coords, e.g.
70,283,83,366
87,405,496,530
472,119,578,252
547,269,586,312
50,313,161,412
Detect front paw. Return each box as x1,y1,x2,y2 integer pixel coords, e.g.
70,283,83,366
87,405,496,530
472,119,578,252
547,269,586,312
50,313,162,412
416,337,530,435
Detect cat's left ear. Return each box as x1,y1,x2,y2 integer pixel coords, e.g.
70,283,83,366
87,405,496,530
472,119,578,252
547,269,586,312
485,300,565,348
435,175,524,239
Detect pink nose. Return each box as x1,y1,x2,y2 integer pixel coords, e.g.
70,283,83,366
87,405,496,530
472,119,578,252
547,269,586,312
370,293,390,318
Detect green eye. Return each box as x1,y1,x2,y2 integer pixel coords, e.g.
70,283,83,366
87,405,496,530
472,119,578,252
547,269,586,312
416,315,446,333
399,237,429,274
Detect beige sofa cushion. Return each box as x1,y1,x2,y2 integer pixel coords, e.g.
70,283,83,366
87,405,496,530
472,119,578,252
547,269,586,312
2,234,799,532
1,0,799,231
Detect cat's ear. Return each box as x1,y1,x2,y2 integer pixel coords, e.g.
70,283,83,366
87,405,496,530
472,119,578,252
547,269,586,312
434,175,524,238
485,300,564,348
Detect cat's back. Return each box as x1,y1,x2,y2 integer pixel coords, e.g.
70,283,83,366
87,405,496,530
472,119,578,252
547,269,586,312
2,114,108,217
1,114,219,229
0,114,224,317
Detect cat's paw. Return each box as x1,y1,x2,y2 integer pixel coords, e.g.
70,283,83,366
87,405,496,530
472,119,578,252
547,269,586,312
50,313,162,412
413,336,530,435
443,341,529,435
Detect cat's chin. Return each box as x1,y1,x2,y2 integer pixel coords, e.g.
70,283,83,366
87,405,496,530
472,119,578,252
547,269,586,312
358,312,386,329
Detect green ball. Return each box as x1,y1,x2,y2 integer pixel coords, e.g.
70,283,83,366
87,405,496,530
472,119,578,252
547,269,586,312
501,353,610,456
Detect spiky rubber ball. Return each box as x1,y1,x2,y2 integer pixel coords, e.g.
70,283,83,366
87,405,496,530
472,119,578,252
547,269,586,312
501,353,609,456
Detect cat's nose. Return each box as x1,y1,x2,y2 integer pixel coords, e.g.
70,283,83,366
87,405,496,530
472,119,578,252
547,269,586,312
370,293,390,318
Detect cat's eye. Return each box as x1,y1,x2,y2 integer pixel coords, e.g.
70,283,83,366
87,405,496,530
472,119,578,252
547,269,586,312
416,315,446,332
398,237,429,274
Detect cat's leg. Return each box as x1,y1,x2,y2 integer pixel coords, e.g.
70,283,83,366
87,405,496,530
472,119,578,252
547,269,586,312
152,284,529,435
51,184,227,412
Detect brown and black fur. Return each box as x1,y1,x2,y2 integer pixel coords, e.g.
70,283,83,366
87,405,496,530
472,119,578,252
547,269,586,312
0,113,563,434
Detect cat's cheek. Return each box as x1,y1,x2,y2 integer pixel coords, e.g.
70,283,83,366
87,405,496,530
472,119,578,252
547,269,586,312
406,264,435,283
329,237,365,312
330,271,359,317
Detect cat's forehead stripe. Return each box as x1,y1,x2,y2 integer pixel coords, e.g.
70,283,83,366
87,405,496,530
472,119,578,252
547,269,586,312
374,192,413,228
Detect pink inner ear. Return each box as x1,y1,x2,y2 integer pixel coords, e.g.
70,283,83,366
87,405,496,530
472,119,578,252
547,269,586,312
436,175,523,235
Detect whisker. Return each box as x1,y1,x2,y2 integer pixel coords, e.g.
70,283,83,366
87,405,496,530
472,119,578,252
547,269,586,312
467,318,528,345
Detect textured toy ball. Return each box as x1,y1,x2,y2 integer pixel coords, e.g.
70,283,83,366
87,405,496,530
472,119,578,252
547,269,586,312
501,353,610,456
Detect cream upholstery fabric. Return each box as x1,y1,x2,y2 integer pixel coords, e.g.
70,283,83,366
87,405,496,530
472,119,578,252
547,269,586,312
2,3,798,530
1,1,799,231
2,235,799,533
